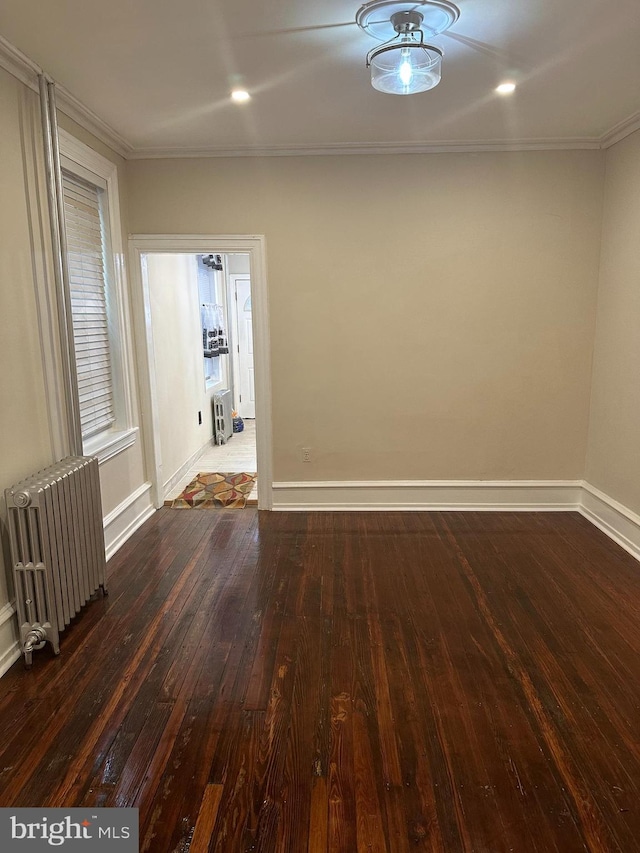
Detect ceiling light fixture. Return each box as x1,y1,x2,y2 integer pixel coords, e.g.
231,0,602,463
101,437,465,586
356,0,460,95
231,89,251,103
496,82,516,95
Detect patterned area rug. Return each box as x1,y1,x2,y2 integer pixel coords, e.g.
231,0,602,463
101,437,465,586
165,472,257,508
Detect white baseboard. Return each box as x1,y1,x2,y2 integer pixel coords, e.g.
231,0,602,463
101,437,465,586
579,482,640,562
0,600,20,678
271,480,583,511
272,478,640,565
104,481,155,561
162,438,214,502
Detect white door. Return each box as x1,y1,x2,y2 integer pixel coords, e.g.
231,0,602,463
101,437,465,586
232,276,255,418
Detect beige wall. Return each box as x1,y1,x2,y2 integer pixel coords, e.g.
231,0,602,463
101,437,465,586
127,151,604,482
146,253,217,492
585,130,640,515
0,68,55,667
0,68,149,673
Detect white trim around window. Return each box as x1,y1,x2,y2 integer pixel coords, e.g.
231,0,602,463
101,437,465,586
58,129,137,464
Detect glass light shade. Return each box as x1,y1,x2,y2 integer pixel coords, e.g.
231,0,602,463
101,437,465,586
369,41,442,95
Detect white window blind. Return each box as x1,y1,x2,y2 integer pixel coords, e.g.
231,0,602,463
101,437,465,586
62,171,115,439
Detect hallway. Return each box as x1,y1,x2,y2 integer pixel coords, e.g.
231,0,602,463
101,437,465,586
164,419,257,504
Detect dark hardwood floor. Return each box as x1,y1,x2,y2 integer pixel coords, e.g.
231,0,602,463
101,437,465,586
1,508,640,851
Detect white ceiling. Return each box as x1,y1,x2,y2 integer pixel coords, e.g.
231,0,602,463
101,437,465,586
1,0,639,157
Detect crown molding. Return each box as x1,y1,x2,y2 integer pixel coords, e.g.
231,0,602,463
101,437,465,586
0,34,133,159
0,33,40,90
127,137,602,159
600,110,640,149
54,84,133,159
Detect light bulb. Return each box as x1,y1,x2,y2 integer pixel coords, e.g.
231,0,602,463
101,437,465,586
231,89,251,103
369,35,442,95
399,47,413,86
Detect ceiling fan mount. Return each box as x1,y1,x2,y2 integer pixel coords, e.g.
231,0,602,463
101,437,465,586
356,0,460,42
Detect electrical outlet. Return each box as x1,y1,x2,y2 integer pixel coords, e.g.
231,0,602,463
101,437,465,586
301,447,312,463
198,411,202,425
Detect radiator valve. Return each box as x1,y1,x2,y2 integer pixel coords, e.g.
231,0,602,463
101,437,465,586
23,627,47,668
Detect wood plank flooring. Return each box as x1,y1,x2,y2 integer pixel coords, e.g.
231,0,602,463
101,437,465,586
1,509,640,851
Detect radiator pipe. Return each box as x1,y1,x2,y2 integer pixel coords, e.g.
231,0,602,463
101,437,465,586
38,75,83,457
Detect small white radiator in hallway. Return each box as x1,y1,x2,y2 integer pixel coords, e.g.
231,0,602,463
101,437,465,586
214,389,233,445
5,456,107,667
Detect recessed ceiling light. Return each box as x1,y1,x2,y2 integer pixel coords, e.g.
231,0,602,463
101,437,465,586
231,89,251,103
496,82,516,95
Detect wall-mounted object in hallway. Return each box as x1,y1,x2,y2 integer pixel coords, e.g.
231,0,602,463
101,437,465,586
202,253,223,270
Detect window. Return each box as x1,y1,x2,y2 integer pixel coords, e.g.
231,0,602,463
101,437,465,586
197,254,228,389
59,130,136,463
62,171,115,438
197,255,221,385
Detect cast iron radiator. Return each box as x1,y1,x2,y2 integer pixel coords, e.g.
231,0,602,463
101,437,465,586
213,389,233,445
5,456,107,667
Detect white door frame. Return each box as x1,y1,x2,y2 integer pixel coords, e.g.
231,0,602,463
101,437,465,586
128,234,273,510
228,273,252,416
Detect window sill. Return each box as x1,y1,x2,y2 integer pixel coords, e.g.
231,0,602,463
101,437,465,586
205,379,226,394
83,427,138,465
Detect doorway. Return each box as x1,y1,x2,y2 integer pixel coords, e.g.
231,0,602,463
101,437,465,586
129,235,272,510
